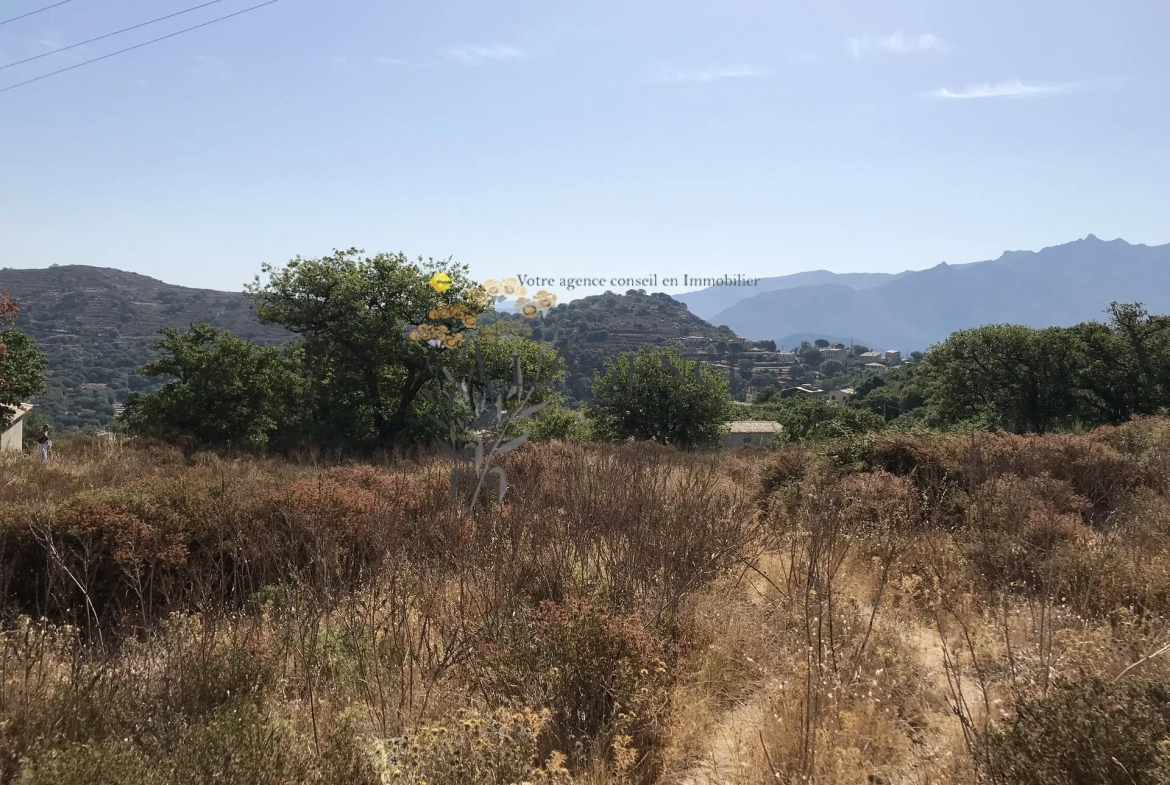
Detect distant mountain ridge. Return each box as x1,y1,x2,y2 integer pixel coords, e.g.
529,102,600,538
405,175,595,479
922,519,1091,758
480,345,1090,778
686,235,1170,351
677,269,908,321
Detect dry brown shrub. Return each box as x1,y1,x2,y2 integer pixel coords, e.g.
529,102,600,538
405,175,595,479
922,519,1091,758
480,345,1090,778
940,431,1152,517
1094,416,1170,493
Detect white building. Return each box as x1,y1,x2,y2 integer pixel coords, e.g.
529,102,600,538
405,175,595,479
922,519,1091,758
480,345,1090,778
884,350,902,366
1,403,34,452
826,388,855,403
722,420,783,448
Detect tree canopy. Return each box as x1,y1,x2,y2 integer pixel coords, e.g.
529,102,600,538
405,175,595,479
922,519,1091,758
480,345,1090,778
122,324,305,446
245,249,483,445
0,292,47,428
917,302,1170,433
588,346,732,448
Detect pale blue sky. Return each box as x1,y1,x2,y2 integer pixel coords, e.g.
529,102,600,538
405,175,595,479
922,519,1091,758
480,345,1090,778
1,0,1167,300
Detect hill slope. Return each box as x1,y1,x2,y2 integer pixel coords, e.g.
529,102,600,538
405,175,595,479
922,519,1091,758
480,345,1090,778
0,265,287,430
675,270,907,321
706,235,1170,351
493,290,767,401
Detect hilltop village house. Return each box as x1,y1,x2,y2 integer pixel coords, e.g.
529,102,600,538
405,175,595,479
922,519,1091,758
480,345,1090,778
1,403,33,452
722,420,783,448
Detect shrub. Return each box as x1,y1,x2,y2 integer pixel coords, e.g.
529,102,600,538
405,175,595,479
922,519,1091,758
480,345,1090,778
472,599,670,778
371,707,571,785
981,676,1170,785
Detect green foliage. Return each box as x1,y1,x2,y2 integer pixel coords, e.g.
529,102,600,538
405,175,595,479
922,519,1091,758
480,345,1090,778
981,676,1170,785
588,347,733,448
121,324,305,446
456,325,565,407
1065,302,1170,424
754,385,778,404
245,249,482,446
0,290,48,427
527,397,592,443
0,329,48,427
918,303,1170,433
745,397,884,443
5,267,288,432
919,324,1078,433
852,365,926,422
820,359,845,377
492,290,739,406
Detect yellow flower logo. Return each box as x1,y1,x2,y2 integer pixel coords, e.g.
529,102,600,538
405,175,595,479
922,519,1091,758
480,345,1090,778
483,279,502,296
428,272,453,293
518,302,540,318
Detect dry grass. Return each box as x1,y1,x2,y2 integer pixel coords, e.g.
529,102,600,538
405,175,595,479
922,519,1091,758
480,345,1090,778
1,423,1170,783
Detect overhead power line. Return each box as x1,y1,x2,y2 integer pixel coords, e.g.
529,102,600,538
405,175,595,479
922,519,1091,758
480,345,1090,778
0,0,281,95
0,0,79,28
2,0,232,71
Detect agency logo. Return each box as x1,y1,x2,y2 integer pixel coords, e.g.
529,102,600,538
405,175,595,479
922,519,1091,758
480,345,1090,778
428,272,453,293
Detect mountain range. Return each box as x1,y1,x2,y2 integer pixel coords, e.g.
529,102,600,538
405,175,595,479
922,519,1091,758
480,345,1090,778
675,235,1170,351
3,234,1168,429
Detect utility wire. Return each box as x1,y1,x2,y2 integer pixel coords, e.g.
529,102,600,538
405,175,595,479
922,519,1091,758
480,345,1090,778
0,0,281,95
2,0,231,71
0,0,79,28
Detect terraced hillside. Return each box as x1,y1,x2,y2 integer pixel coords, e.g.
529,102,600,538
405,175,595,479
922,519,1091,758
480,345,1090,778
0,265,288,431
493,289,773,401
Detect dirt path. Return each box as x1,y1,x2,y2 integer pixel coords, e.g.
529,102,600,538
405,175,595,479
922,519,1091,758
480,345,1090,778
677,586,973,785
677,686,772,785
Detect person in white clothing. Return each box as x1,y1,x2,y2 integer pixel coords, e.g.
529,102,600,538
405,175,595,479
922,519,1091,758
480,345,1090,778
35,425,51,464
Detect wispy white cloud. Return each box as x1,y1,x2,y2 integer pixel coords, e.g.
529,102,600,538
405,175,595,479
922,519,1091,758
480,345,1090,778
654,65,765,83
438,44,528,65
928,79,1084,99
376,57,409,66
848,32,946,57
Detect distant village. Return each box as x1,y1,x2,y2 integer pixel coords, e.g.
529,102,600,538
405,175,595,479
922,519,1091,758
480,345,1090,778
674,334,916,405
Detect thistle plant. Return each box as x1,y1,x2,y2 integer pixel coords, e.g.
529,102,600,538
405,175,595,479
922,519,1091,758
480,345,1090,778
411,280,558,511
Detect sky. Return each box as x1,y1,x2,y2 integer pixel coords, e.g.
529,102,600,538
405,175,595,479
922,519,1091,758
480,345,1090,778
1,0,1167,301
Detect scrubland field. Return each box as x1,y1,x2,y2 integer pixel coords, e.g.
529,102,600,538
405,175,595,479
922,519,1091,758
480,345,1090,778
3,421,1170,784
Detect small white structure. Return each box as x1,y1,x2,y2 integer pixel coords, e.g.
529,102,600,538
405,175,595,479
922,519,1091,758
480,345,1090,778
722,420,783,448
826,388,855,403
1,403,34,452
884,350,902,366
865,362,888,371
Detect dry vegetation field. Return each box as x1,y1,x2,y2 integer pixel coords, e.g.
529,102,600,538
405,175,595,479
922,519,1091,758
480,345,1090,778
2,420,1170,784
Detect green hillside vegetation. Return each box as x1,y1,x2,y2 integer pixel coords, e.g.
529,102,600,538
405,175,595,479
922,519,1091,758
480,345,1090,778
492,289,742,401
0,265,288,430
4,259,1169,447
